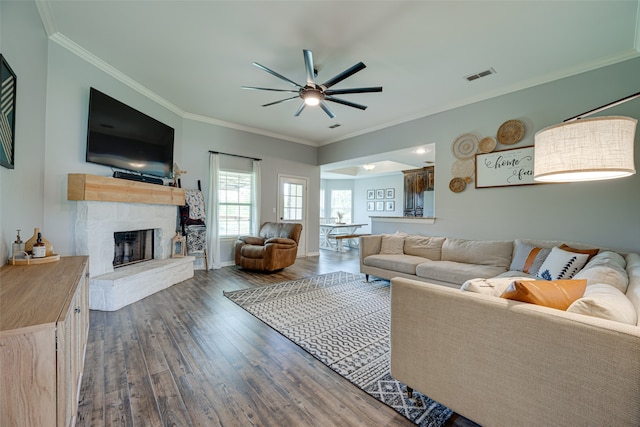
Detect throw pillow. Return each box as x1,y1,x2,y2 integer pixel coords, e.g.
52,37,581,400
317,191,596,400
567,283,638,325
509,242,551,275
536,247,590,280
500,279,587,310
380,234,405,254
559,243,599,263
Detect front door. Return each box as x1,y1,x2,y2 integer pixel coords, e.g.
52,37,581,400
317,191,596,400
278,175,307,257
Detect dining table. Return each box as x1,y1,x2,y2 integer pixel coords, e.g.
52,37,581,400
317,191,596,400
319,223,367,250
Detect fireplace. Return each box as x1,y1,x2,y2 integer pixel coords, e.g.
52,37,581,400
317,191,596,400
113,229,154,268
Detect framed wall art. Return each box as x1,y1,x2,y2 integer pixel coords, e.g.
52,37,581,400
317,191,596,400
376,201,384,211
385,188,395,199
475,146,537,188
385,201,395,211
367,201,375,211
367,189,375,200
1,54,16,169
376,189,384,199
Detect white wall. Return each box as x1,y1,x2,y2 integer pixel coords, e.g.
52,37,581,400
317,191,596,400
0,1,49,262
320,58,640,253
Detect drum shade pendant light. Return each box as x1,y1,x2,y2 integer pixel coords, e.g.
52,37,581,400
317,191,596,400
534,92,639,182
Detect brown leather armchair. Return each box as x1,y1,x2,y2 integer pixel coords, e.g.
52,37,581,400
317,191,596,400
234,222,303,272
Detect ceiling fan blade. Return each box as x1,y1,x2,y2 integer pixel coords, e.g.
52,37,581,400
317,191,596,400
303,50,316,85
261,96,300,107
324,87,383,95
294,102,306,117
325,96,368,110
252,62,302,88
321,62,366,89
242,86,299,93
319,101,336,119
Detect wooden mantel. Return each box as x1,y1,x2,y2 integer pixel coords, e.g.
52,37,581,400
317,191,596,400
67,174,186,206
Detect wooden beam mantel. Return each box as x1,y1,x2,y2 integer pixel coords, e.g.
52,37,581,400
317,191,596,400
67,174,186,206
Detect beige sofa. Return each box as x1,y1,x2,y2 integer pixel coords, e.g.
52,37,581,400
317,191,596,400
360,233,640,426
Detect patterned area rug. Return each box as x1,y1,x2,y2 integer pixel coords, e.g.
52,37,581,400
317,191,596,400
224,271,453,426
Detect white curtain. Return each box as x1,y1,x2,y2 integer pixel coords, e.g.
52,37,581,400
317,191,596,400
251,159,261,235
206,153,222,270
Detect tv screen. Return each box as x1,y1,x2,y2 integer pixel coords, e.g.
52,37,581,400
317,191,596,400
86,88,174,178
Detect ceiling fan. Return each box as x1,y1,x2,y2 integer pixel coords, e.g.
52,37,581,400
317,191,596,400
242,49,382,118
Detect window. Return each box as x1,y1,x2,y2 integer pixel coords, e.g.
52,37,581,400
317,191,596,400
330,190,352,223
218,171,253,237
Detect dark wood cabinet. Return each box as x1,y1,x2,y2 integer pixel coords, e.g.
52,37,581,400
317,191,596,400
403,167,434,217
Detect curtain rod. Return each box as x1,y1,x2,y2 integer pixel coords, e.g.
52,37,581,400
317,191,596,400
564,90,640,122
209,151,262,161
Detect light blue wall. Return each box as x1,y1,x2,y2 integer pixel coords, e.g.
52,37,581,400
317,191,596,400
320,59,640,253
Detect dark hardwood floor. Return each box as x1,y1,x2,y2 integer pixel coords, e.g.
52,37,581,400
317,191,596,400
77,249,464,426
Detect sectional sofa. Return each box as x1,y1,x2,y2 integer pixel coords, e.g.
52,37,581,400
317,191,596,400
360,233,640,426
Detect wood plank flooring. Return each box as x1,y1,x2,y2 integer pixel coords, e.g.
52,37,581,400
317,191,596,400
77,249,467,427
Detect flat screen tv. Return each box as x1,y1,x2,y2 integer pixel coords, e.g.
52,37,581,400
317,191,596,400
86,87,174,179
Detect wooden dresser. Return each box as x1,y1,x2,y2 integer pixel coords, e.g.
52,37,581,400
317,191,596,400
0,256,89,427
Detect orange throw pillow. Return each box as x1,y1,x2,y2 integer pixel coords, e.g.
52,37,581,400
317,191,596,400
559,244,599,263
500,279,587,310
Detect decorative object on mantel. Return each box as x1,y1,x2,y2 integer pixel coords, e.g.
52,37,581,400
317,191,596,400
478,136,497,153
497,119,525,145
534,91,639,182
451,133,480,159
449,177,466,193
173,163,187,187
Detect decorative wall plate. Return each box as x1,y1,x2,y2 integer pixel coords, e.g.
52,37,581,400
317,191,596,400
497,119,525,145
478,136,497,153
451,159,475,178
451,133,479,159
449,177,466,193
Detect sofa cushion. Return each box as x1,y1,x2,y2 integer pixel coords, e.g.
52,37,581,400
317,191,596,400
509,242,551,275
567,283,638,325
573,251,629,293
380,234,405,254
416,260,507,285
536,247,589,280
461,276,535,297
500,279,587,310
363,254,427,275
625,253,640,326
441,238,513,269
403,236,445,260
559,243,599,263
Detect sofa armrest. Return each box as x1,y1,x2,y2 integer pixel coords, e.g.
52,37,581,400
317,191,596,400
360,235,382,262
237,236,265,245
390,277,640,427
264,237,295,245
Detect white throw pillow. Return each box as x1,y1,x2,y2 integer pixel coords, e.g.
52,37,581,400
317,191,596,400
380,234,405,254
567,283,638,325
536,246,589,280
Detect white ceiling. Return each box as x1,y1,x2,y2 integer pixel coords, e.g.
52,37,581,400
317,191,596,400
37,1,639,173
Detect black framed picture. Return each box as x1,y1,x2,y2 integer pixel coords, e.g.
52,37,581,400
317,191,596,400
0,54,16,169
376,189,384,199
367,189,375,200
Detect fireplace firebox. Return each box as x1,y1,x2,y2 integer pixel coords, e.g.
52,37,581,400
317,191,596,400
113,229,154,268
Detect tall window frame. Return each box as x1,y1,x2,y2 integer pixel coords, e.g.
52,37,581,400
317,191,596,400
218,170,254,238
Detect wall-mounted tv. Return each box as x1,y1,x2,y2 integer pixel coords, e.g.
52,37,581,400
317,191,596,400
86,87,174,179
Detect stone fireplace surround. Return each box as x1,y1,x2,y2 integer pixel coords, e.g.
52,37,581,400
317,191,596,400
75,201,194,311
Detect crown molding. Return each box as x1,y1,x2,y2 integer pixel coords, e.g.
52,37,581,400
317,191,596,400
35,0,57,37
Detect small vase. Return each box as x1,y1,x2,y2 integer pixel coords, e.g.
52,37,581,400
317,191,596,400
24,227,55,256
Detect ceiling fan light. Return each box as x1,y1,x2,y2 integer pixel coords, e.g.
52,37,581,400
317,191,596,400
304,95,320,106
534,116,637,182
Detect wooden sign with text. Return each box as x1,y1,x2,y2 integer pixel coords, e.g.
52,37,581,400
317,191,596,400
475,146,537,188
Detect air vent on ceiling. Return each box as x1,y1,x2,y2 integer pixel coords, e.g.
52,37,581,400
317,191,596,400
329,124,342,129
464,67,496,82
